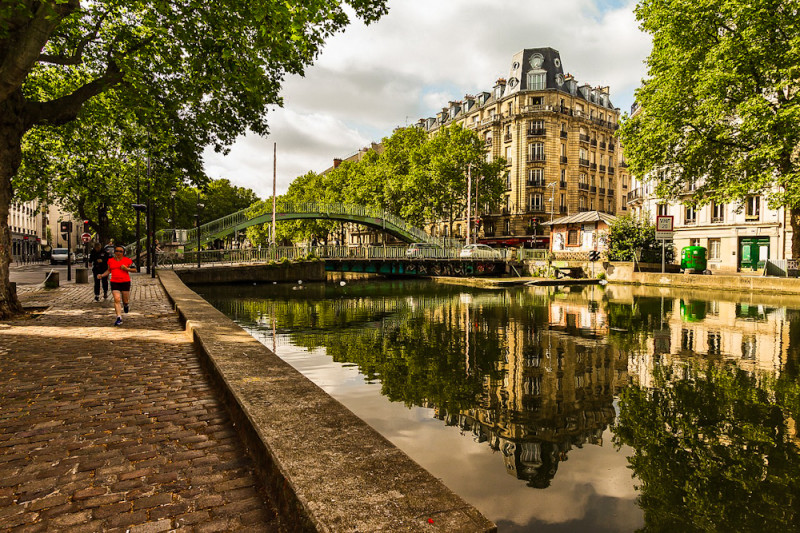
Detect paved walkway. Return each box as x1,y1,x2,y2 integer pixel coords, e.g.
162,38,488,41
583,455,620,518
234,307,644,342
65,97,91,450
0,273,282,532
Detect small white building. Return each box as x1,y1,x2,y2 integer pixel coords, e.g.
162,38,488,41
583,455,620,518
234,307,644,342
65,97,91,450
545,211,617,253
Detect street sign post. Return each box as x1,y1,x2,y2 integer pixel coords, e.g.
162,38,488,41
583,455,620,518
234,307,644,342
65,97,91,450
655,215,674,273
81,233,91,243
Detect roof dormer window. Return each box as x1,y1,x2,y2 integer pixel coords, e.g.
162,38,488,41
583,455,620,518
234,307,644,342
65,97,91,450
528,72,546,90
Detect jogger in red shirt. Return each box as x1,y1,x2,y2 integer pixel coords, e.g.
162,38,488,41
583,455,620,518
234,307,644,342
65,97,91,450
97,245,137,326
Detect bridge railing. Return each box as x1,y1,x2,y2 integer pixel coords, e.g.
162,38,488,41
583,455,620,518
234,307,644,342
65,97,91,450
156,244,514,268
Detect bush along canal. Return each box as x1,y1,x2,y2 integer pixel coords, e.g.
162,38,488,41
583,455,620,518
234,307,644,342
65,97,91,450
196,279,800,532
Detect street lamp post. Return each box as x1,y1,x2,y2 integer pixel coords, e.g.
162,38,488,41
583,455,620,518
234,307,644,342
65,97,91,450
547,181,557,250
195,191,204,269
170,186,177,243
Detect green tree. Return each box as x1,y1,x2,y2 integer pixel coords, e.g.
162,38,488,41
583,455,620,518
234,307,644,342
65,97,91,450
0,1,388,318
607,213,671,263
617,0,800,257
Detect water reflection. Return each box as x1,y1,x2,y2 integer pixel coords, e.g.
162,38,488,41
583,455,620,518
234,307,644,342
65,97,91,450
198,281,800,531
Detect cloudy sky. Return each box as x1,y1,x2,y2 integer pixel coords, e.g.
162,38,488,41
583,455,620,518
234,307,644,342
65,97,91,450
203,0,652,200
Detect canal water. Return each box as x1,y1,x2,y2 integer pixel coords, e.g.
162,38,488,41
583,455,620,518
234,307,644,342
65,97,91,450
196,280,800,532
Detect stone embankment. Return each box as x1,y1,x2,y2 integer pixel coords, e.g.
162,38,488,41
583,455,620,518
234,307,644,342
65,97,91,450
161,269,496,532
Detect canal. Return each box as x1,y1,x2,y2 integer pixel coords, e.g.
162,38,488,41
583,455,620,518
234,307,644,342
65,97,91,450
196,280,800,532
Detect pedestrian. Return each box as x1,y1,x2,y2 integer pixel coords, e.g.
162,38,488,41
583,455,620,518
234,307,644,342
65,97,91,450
97,245,137,326
88,242,110,301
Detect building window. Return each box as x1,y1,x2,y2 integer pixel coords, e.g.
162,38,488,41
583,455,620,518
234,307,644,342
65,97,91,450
622,175,628,188
528,168,543,186
745,196,760,220
657,204,668,216
505,219,511,235
528,142,545,161
685,205,696,224
709,238,721,259
712,202,725,223
568,229,579,245
528,72,546,90
530,194,543,211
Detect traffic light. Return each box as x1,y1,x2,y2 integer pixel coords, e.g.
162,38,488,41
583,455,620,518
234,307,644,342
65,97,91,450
83,220,90,232
60,221,72,233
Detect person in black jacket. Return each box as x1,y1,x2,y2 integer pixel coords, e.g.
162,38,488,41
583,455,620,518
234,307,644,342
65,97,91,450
89,242,111,301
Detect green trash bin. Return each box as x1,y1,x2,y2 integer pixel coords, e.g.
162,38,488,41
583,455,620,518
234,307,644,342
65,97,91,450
680,246,707,272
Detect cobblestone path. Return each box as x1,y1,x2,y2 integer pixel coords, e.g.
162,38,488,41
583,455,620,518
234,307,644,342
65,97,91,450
0,275,282,532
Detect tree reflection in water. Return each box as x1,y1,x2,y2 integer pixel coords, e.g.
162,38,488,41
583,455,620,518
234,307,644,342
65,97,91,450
203,281,625,490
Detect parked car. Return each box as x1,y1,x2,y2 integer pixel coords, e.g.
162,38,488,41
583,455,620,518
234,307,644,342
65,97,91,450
459,244,502,259
406,243,443,258
50,248,75,265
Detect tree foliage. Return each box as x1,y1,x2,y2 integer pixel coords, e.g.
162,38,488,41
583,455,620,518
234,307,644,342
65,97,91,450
246,124,507,245
617,0,800,255
0,0,388,317
607,213,672,263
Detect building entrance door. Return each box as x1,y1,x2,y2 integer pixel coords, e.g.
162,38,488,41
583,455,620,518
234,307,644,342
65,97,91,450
739,237,770,271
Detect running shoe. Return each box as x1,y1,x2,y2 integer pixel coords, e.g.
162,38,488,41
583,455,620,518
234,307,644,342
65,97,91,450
123,304,129,313
95,296,100,302
114,316,122,326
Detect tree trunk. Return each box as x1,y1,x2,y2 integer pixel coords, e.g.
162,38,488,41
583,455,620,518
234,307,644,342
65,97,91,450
791,207,800,260
0,90,28,319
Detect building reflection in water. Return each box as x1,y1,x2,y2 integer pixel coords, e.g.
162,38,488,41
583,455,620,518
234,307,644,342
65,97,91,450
205,282,628,489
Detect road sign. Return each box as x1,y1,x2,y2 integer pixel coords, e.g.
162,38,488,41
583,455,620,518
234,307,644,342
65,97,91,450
655,215,674,240
81,232,91,243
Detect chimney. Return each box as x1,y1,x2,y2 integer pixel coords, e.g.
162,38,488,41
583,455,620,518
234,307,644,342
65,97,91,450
333,158,342,168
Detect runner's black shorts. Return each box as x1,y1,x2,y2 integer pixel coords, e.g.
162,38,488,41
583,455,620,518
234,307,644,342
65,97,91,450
110,281,131,292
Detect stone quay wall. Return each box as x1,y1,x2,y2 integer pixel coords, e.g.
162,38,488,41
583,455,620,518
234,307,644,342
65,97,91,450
158,269,496,533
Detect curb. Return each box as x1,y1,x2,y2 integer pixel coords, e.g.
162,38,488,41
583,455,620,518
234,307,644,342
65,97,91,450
157,270,496,532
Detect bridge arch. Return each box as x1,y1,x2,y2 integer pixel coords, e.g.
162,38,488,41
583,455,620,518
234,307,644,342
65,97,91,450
128,201,462,253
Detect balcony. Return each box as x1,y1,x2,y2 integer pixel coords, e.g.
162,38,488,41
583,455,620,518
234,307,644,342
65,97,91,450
528,205,546,213
560,130,568,139
505,158,512,166
579,134,590,143
590,163,597,171
559,106,571,115
627,188,643,203
560,156,568,164
685,217,697,225
590,186,597,193
608,167,615,175
712,216,725,224
527,154,546,163
599,164,606,173
559,206,568,214
599,141,606,149
579,158,590,167
598,187,605,195
482,116,501,126
609,144,615,152
608,188,615,196
559,180,567,188
504,133,512,143
590,139,597,147
619,160,628,168
527,179,545,187
520,104,550,114
578,183,589,191
527,128,546,137
578,207,591,212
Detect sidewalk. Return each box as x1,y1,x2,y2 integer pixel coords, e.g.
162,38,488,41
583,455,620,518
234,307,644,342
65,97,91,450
0,274,282,531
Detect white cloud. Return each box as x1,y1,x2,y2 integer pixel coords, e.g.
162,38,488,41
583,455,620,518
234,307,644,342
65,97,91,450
203,0,651,198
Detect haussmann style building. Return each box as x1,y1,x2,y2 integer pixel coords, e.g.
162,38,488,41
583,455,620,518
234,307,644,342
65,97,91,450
416,47,629,248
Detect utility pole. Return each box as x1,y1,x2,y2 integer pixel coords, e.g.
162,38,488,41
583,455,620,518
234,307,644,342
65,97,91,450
271,142,277,245
466,164,472,246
